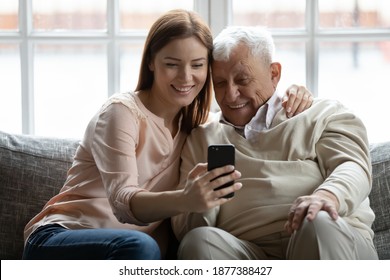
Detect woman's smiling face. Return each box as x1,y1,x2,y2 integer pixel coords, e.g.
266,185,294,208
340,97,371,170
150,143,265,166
149,36,209,110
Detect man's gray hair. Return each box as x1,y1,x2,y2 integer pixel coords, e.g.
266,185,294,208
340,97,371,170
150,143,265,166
213,26,275,65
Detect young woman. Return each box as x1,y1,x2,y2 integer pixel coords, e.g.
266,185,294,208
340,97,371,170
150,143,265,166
23,9,312,260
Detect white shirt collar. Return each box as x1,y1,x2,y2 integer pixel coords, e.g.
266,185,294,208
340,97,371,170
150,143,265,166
219,92,282,140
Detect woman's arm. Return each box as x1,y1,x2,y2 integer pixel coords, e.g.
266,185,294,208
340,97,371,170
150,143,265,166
131,164,242,223
282,84,314,117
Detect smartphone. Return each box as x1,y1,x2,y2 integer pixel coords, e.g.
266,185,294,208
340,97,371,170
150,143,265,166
207,144,235,198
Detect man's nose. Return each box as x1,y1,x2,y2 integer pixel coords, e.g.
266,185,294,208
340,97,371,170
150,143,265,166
225,83,239,102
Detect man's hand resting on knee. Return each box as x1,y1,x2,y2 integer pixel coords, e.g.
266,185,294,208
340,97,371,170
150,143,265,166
284,190,339,234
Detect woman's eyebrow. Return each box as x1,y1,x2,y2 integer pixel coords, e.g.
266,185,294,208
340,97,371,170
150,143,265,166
163,57,207,62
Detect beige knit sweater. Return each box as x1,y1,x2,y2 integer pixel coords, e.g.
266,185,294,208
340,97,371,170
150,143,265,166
172,99,375,243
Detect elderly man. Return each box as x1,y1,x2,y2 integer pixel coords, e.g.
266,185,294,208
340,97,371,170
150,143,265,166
171,26,378,260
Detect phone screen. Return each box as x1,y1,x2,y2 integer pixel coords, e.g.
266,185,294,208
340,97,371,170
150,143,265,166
207,144,235,198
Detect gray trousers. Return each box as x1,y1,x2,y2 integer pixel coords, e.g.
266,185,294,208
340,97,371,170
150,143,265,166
177,211,378,260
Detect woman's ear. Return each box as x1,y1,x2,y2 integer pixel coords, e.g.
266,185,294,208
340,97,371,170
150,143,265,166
149,60,155,72
270,62,282,88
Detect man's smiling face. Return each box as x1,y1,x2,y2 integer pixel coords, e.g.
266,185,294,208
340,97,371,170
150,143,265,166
212,43,281,126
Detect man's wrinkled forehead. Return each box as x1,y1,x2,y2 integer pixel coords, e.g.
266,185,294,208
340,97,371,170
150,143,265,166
213,42,250,61
212,44,252,73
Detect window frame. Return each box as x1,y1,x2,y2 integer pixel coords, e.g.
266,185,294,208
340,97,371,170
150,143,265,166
209,0,390,95
1,0,390,135
5,0,204,134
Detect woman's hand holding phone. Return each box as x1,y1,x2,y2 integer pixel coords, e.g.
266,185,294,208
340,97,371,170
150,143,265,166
182,162,242,213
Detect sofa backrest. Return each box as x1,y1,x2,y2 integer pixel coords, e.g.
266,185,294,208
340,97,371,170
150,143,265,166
0,131,79,259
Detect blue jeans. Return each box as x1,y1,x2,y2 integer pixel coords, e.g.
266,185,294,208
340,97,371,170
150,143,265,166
23,224,161,260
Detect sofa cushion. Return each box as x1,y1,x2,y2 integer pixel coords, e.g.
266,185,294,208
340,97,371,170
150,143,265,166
369,141,390,260
0,131,79,259
1,129,389,260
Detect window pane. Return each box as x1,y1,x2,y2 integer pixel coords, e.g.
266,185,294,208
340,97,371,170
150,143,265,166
34,44,107,138
0,1,18,31
120,0,194,30
319,0,390,29
33,0,106,31
318,41,390,143
120,43,144,92
274,41,306,93
232,0,306,28
0,44,22,133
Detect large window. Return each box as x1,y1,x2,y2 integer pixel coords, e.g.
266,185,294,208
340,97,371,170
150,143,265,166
1,0,389,143
230,0,390,143
0,0,194,138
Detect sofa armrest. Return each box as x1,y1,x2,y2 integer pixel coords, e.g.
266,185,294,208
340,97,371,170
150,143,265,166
369,141,390,260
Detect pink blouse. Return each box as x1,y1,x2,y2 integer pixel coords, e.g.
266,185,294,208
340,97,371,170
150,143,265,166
24,92,187,251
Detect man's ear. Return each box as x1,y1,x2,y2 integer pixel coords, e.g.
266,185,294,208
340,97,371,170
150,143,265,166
270,62,282,88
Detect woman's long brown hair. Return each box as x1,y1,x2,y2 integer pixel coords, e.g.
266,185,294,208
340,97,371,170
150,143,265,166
135,9,213,134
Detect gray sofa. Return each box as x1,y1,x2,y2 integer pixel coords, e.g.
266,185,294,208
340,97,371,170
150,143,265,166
0,130,389,259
